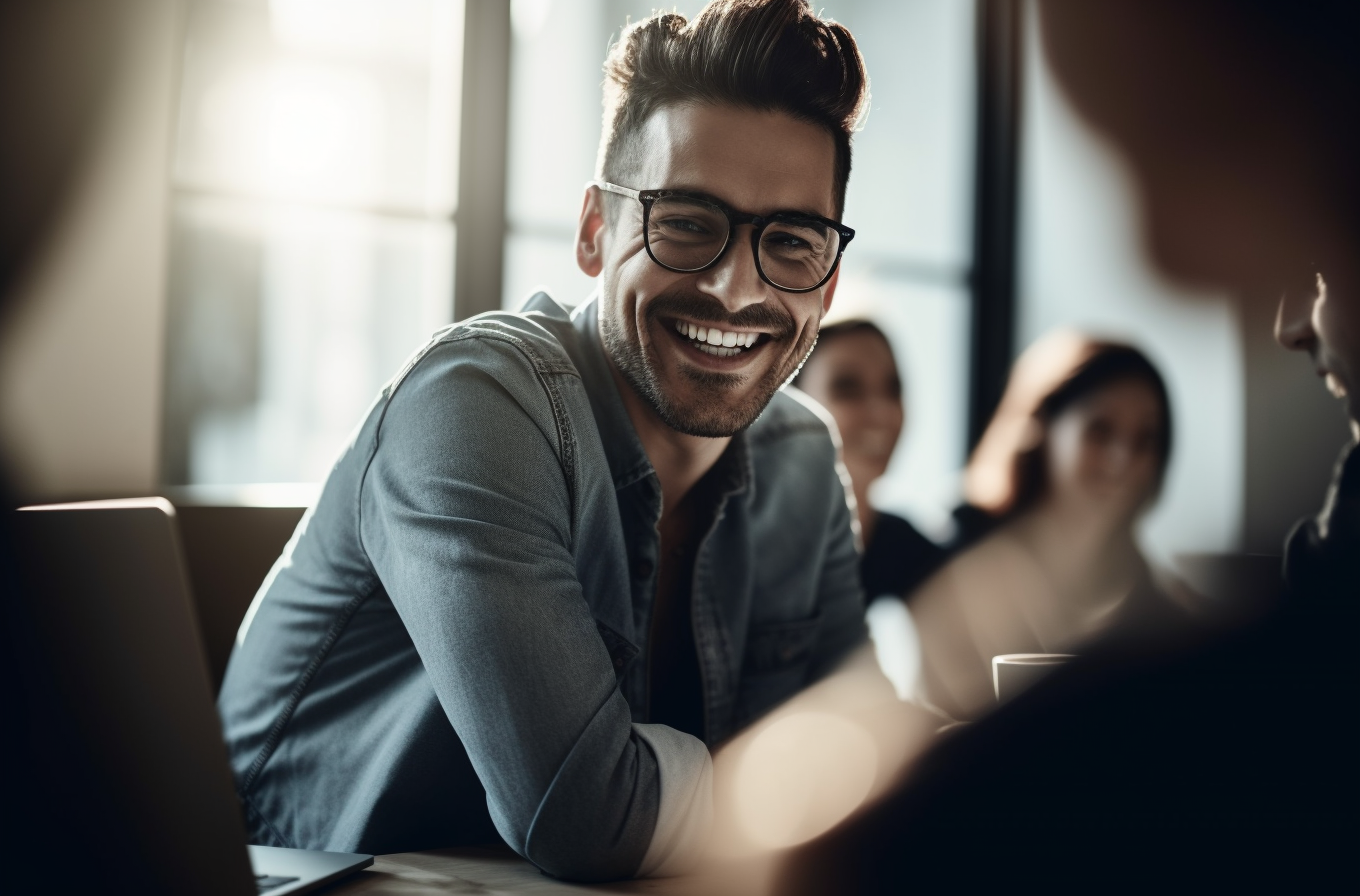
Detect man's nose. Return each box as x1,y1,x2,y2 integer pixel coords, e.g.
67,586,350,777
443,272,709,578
1274,275,1321,353
695,228,768,313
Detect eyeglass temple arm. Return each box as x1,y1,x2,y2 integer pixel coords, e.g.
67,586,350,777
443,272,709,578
591,180,641,200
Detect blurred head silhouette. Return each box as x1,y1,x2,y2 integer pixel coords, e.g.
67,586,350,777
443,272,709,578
1038,0,1360,433
0,0,125,302
2,2,138,892
964,331,1171,528
795,320,903,495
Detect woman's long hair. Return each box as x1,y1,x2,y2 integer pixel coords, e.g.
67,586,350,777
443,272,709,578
964,330,1173,520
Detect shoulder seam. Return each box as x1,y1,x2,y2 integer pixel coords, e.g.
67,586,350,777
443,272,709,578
356,324,581,566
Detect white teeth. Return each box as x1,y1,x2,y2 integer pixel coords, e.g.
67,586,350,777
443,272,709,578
674,320,761,354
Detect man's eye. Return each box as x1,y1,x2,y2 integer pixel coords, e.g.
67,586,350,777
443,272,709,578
762,225,830,260
763,230,813,251
655,216,720,240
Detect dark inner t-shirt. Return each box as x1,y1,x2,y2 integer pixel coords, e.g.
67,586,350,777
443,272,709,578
646,474,718,742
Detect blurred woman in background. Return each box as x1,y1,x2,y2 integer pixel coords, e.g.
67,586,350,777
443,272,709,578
795,320,945,602
907,330,1191,721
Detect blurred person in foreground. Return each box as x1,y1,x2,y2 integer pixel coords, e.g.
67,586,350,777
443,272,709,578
217,0,924,885
793,320,945,602
908,331,1196,722
776,0,1360,890
0,1,142,891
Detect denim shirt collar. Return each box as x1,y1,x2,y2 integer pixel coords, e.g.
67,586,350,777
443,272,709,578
563,294,754,503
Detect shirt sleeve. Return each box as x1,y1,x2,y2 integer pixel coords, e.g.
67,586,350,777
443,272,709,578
633,723,714,876
359,333,702,882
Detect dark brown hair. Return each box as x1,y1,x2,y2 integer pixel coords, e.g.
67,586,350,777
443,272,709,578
964,331,1173,519
599,0,869,216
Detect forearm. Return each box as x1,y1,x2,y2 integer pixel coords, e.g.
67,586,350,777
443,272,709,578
708,644,938,859
365,338,682,881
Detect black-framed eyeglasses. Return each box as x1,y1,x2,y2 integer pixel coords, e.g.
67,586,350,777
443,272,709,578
593,180,855,294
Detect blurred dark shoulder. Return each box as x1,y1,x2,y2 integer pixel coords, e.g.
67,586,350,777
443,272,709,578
860,511,947,601
1283,441,1360,606
941,502,1003,556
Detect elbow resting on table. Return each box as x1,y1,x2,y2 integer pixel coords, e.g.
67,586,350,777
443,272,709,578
518,816,648,883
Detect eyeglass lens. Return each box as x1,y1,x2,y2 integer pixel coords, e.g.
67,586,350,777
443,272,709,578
646,195,840,291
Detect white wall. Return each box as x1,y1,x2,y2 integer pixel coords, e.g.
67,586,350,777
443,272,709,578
1017,11,1244,564
0,0,183,499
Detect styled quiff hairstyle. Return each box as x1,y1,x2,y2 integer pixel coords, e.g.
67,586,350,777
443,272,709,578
599,0,869,216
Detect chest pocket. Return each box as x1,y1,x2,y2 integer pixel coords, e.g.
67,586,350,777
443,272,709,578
736,612,822,724
595,618,639,678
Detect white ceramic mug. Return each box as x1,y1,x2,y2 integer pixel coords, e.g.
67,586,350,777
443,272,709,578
992,653,1075,703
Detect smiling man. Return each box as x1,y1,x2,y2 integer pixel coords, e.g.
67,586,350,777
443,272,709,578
216,0,871,882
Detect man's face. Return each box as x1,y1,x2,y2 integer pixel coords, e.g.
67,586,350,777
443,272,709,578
579,103,840,438
1276,274,1360,435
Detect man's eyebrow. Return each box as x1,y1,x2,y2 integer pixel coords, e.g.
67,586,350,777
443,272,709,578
660,186,736,208
780,207,832,220
662,187,831,220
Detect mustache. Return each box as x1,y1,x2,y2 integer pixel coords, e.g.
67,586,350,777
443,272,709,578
645,289,798,339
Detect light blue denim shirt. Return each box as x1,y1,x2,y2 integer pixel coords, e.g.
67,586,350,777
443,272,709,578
217,293,866,881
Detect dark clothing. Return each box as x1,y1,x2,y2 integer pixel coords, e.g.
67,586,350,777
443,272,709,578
941,501,1003,556
645,474,719,743
779,444,1360,893
1284,440,1360,602
860,511,946,601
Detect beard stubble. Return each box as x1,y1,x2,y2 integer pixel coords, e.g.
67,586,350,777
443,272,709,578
601,288,819,438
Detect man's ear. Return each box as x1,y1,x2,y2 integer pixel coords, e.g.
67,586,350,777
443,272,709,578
820,265,842,316
576,184,607,278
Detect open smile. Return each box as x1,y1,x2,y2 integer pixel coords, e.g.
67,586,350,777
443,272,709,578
665,316,773,361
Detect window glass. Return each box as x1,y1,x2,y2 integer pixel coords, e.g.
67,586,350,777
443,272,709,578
833,0,975,271
164,0,462,484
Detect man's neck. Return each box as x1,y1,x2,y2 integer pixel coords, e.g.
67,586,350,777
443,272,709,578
607,360,730,517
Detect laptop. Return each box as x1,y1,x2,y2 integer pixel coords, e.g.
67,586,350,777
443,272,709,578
12,498,372,895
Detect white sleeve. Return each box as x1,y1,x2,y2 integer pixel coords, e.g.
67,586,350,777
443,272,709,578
632,722,714,877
